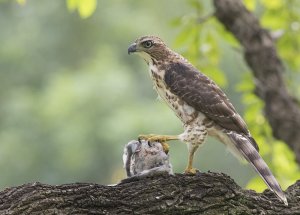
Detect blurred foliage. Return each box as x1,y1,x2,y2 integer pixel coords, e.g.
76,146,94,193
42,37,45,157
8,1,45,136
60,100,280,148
66,0,97,19
16,0,26,6
244,0,300,99
243,0,300,190
3,0,299,193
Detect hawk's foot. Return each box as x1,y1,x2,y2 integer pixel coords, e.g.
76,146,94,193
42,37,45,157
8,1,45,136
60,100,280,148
138,134,178,154
138,134,178,143
184,167,199,175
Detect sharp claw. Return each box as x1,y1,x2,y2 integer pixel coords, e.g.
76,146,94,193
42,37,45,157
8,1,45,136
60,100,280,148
184,168,199,175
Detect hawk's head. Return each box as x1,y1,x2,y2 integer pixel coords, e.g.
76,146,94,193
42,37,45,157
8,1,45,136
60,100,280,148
128,35,171,63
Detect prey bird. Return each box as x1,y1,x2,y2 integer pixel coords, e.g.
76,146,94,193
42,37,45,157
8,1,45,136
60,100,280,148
128,35,287,205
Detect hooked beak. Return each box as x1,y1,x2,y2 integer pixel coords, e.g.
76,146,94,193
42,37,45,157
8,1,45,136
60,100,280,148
128,43,137,54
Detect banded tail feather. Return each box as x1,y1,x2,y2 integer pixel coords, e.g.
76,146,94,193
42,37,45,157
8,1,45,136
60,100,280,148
227,132,288,206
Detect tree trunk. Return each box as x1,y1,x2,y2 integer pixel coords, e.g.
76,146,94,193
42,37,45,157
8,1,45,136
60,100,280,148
0,172,299,214
213,0,300,164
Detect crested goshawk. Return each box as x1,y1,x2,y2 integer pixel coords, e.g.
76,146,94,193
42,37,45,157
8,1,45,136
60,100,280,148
128,35,287,205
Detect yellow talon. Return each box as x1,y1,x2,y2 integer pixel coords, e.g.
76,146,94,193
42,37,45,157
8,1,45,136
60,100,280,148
184,167,198,174
138,134,179,154
138,134,171,154
161,142,170,154
138,134,159,142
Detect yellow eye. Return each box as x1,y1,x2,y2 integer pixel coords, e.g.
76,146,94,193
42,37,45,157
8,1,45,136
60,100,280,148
142,40,153,48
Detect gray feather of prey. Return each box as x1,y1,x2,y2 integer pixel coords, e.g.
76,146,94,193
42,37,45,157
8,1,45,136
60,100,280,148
123,140,173,178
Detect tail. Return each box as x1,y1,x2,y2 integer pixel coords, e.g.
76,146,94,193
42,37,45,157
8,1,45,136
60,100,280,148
226,132,288,206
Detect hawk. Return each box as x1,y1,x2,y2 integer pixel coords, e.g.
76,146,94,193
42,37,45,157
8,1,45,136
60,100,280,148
128,35,287,205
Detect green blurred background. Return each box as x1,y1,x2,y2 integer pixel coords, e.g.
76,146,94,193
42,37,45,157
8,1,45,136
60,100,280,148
0,0,299,192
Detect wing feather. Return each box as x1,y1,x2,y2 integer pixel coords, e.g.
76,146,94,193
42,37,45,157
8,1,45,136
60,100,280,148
164,62,249,136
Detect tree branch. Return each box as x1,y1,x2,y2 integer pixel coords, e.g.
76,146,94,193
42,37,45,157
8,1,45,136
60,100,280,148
0,172,299,214
213,0,300,164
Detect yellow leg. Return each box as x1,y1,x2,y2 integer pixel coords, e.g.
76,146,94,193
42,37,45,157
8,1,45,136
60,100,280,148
184,144,199,174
